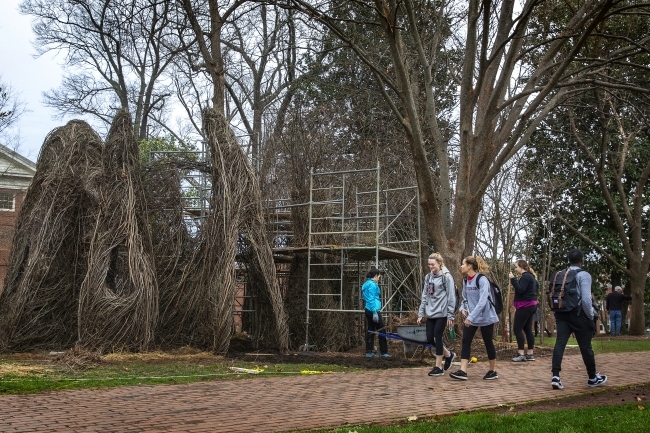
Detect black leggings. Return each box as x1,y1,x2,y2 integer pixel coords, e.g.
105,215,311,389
425,317,447,356
513,305,536,351
461,323,496,361
364,309,388,355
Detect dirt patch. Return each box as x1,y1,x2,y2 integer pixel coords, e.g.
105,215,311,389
226,337,572,368
486,383,650,414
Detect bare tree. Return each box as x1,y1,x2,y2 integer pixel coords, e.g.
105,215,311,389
273,0,649,278
0,76,26,137
223,4,299,170
475,150,549,340
168,2,302,172
21,0,181,139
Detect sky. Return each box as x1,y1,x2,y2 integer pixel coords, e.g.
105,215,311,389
0,0,69,162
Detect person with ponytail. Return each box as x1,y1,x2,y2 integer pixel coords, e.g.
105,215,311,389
509,260,539,362
417,253,457,376
449,256,499,381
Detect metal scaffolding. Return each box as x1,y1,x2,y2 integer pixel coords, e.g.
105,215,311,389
270,163,424,349
150,153,424,347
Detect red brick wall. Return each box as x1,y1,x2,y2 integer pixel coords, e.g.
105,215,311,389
0,189,25,289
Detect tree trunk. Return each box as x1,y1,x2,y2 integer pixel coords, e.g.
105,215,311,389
628,270,647,335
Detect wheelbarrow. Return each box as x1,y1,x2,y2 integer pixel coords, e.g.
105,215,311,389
370,325,441,359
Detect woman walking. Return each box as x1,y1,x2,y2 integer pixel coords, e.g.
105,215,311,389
509,260,539,361
449,256,499,381
362,267,390,358
417,253,457,376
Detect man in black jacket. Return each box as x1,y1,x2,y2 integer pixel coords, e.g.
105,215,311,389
605,286,632,336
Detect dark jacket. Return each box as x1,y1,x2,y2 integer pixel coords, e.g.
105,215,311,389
510,272,538,302
605,291,632,311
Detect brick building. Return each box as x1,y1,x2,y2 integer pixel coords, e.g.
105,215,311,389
0,144,36,289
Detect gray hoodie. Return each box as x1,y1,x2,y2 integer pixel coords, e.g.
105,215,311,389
418,266,456,321
461,273,499,327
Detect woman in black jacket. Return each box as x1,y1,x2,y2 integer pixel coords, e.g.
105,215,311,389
509,260,538,362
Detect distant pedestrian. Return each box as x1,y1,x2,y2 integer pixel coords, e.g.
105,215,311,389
509,260,538,362
417,253,457,376
362,267,390,358
550,249,607,390
449,256,499,381
605,286,632,336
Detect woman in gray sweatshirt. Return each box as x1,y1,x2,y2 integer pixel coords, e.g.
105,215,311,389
417,253,457,376
449,256,499,381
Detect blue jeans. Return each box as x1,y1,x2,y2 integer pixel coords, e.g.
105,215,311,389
609,310,622,335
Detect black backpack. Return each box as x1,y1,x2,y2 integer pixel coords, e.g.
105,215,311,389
547,268,584,312
466,273,503,315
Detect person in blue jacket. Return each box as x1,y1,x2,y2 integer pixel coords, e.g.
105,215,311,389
449,256,499,381
362,267,390,358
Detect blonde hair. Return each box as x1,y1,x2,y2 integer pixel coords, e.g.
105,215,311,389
428,252,444,267
463,256,490,274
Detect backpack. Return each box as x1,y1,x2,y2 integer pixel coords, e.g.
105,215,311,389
476,273,503,315
440,270,460,313
462,273,503,315
547,268,584,312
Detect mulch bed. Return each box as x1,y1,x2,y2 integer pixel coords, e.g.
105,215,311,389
226,336,576,369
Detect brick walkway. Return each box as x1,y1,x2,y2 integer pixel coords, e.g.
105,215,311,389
1,352,649,433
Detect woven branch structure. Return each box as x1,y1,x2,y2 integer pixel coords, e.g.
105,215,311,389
77,110,158,351
0,110,289,353
170,109,289,353
0,121,103,351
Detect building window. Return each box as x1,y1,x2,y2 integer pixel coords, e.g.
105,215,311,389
0,192,15,211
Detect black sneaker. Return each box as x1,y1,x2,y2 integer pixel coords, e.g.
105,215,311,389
552,376,564,390
588,373,607,387
483,370,498,380
449,369,467,380
428,366,444,376
443,351,456,371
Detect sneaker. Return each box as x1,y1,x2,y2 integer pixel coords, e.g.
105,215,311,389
443,351,456,371
365,352,376,358
588,373,607,387
483,370,498,380
428,366,444,376
551,376,563,390
449,369,468,380
511,354,527,362
525,354,536,361
380,353,391,358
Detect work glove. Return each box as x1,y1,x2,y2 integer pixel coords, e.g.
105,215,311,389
372,312,379,323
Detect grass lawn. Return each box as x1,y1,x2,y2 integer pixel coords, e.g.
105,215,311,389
0,351,358,394
536,336,650,354
314,403,650,433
